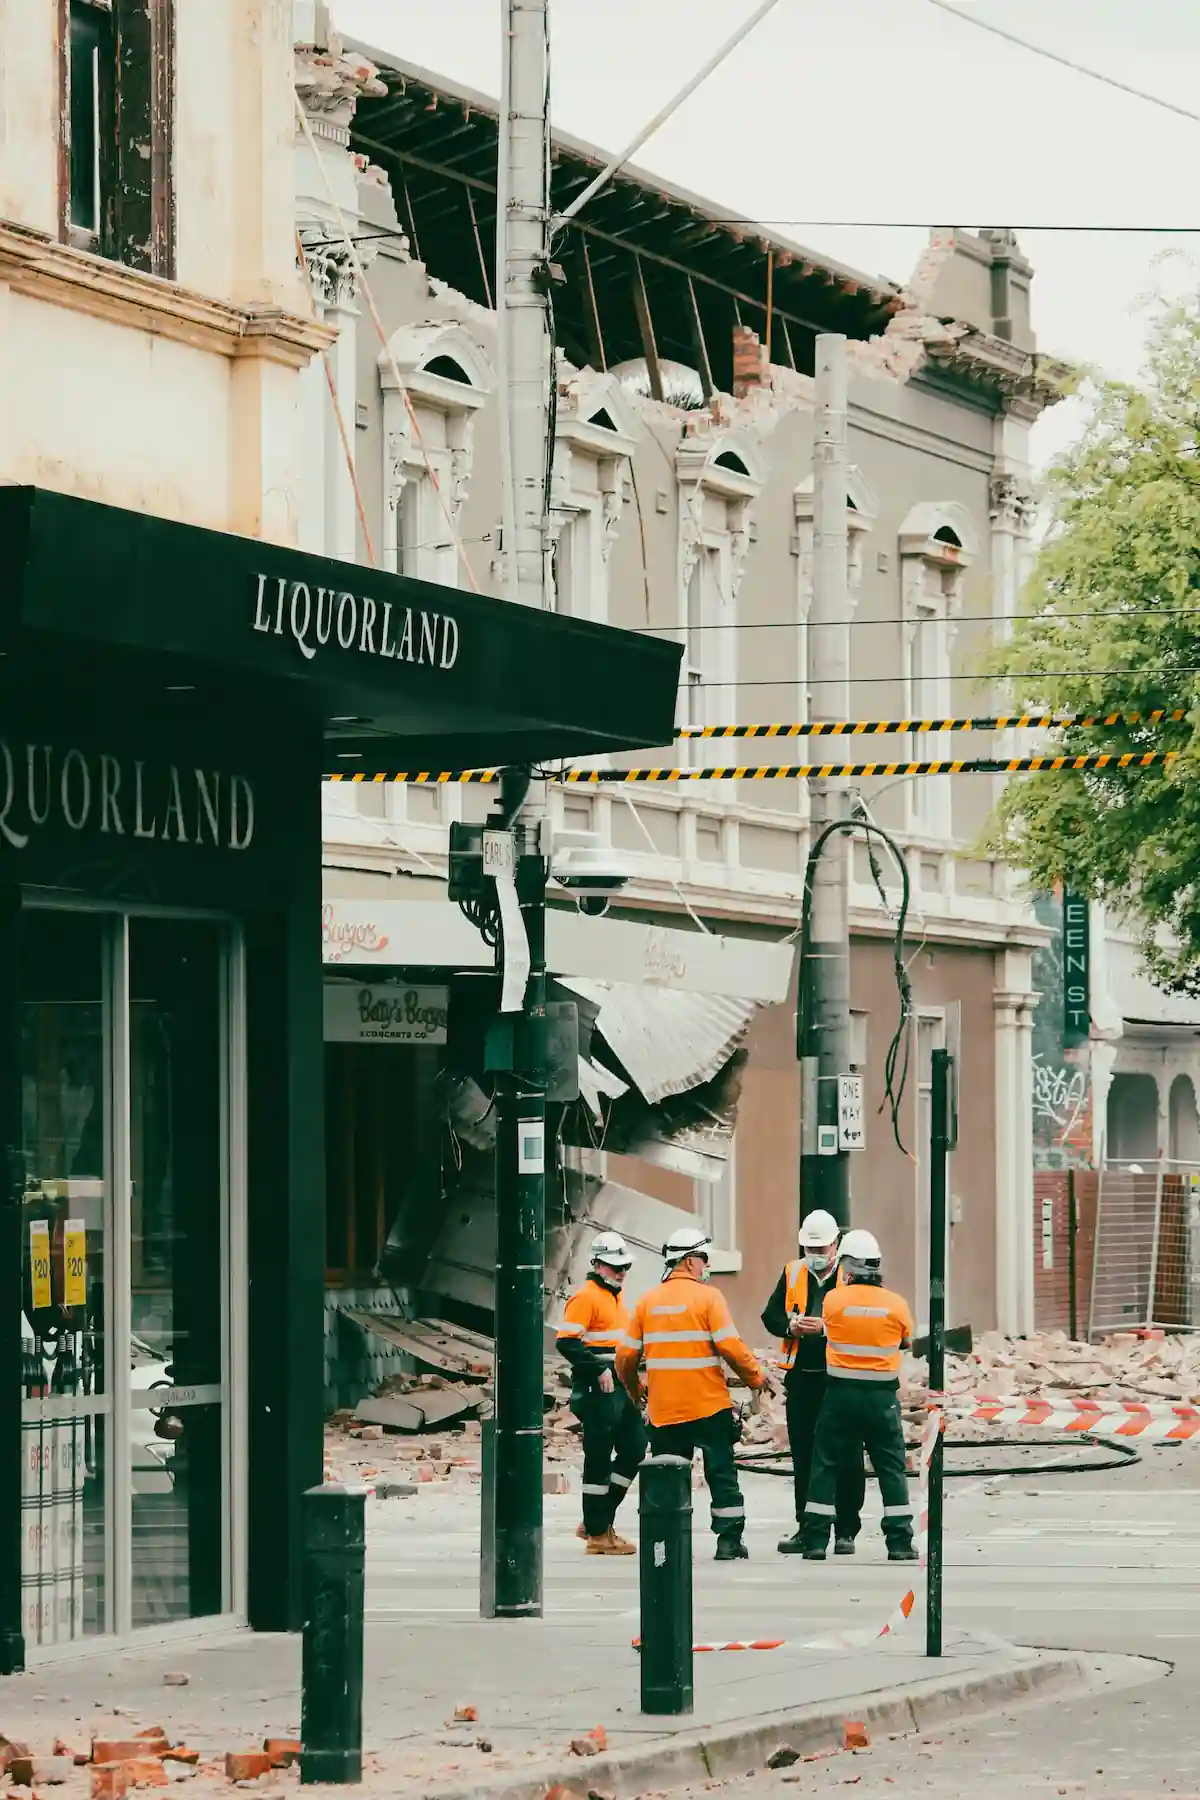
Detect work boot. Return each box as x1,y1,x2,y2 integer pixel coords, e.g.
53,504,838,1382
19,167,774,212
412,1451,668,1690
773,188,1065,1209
776,1529,806,1555
715,1535,748,1561
587,1529,634,1556
607,1527,635,1553
834,1536,856,1556
801,1545,827,1561
887,1542,919,1562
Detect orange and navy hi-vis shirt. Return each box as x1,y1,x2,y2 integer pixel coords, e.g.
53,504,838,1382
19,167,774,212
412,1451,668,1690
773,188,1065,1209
556,1274,631,1384
822,1281,914,1383
776,1258,848,1371
615,1270,765,1428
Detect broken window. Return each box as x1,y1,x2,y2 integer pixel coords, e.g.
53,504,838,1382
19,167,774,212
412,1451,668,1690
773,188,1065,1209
61,0,175,276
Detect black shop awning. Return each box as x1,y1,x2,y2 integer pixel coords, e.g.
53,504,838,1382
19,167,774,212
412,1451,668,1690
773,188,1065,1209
0,488,681,768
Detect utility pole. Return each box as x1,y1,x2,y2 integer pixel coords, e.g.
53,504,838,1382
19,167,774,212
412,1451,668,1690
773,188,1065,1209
799,335,852,1229
926,1046,952,1658
488,0,552,1620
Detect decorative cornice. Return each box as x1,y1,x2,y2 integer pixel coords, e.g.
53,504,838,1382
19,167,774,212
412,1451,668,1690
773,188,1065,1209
0,221,335,368
923,324,1072,416
294,39,387,136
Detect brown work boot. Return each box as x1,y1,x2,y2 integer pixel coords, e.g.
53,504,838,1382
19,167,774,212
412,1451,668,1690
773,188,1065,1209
587,1528,635,1556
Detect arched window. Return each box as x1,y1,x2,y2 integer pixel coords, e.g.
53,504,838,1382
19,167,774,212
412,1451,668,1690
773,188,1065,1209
675,428,764,770
898,502,979,841
549,370,639,624
378,321,495,585
793,467,878,723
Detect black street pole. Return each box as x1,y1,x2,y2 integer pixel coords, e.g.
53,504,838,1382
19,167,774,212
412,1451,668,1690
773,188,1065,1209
492,784,548,1619
1067,1167,1079,1341
926,1046,950,1659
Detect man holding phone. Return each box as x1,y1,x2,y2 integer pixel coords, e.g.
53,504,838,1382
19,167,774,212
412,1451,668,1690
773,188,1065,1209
760,1210,865,1556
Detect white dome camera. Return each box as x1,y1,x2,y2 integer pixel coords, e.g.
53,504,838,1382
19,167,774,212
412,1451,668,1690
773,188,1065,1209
550,832,635,919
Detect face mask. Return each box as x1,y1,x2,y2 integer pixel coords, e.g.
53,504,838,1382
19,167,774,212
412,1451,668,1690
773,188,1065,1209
804,1249,835,1276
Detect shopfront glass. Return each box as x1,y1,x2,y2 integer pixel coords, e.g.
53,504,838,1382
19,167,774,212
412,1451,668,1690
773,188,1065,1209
20,907,241,1650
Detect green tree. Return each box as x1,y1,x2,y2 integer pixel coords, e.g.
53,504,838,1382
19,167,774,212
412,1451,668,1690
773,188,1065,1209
990,291,1200,992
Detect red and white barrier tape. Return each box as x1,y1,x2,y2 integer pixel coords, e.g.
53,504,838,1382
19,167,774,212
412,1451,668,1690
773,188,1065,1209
634,1409,943,1656
940,1394,1200,1441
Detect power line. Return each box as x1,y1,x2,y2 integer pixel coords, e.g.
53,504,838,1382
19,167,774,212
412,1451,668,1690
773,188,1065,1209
633,607,1200,634
926,0,1200,127
690,666,1200,688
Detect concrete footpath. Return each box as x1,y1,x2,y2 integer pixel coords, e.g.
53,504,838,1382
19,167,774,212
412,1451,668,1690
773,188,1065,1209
0,1483,1095,1799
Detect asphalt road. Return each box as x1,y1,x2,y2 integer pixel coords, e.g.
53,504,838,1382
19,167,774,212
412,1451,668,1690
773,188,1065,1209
677,1442,1200,1798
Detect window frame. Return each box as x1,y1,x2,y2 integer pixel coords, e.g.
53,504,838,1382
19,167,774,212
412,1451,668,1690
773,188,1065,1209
58,0,175,277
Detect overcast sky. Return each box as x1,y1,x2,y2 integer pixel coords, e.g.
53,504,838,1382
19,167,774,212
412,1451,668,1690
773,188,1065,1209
334,0,1200,470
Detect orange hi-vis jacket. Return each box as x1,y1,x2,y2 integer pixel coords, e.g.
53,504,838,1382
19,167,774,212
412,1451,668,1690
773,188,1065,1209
822,1281,914,1382
616,1271,766,1428
556,1276,630,1370
776,1258,848,1371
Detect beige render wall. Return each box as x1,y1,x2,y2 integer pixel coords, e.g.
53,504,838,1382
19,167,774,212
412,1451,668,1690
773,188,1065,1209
0,0,316,541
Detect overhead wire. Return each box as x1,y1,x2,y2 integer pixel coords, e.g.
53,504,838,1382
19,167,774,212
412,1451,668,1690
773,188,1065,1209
630,608,1200,633
924,0,1200,127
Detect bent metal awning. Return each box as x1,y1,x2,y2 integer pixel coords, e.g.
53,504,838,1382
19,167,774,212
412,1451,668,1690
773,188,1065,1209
0,488,682,768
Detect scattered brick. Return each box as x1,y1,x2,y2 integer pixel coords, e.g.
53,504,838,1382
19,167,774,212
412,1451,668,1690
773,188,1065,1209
162,1674,190,1689
0,1740,32,1777
452,1707,477,1724
127,1761,169,1789
223,1755,272,1784
91,1767,130,1800
261,1742,300,1770
586,1728,607,1753
843,1722,870,1751
766,1748,802,1770
94,1746,165,1768
569,1740,599,1759
162,1751,199,1768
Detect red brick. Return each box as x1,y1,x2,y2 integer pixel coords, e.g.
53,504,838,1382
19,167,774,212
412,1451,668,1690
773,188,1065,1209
843,1721,870,1751
94,1744,165,1767
91,1767,130,1800
261,1741,300,1770
223,1753,272,1783
162,1751,199,1768
127,1762,168,1789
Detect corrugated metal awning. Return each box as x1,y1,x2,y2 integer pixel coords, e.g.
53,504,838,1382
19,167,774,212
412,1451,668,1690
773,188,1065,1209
558,977,754,1105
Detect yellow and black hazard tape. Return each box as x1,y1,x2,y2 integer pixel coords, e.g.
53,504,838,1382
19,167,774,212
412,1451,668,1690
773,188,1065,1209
327,750,1181,785
677,708,1187,739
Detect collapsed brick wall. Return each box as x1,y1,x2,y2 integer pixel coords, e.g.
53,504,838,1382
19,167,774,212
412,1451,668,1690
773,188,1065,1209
1032,1169,1098,1337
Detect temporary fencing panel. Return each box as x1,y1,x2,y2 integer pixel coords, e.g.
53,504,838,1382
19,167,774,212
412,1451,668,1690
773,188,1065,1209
1087,1161,1200,1337
1033,1169,1098,1336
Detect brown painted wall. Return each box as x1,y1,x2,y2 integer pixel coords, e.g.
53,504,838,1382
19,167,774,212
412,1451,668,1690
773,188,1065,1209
847,936,999,1331
714,934,1001,1337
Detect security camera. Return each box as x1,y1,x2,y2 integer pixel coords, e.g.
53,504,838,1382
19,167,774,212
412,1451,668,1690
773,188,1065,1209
550,832,635,918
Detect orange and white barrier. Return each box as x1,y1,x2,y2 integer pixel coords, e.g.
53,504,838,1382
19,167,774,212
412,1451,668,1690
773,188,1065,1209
944,1395,1200,1441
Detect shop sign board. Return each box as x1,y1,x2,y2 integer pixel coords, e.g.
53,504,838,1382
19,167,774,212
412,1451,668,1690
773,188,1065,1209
324,982,449,1045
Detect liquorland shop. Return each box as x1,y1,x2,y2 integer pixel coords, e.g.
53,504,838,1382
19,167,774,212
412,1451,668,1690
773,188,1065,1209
0,486,678,1667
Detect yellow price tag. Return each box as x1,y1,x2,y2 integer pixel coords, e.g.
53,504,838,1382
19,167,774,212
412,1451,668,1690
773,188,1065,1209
29,1220,51,1311
63,1220,87,1309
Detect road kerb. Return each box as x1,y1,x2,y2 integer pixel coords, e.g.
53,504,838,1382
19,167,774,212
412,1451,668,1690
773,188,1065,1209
404,1645,1088,1800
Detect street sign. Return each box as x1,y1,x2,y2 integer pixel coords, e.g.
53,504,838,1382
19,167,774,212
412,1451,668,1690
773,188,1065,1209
837,1074,865,1152
483,830,516,877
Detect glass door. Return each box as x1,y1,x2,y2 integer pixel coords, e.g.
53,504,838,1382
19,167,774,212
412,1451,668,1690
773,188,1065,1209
20,910,111,1646
128,918,226,1627
19,905,240,1652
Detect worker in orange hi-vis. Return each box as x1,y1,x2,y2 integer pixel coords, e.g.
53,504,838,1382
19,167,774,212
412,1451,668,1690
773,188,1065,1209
616,1225,769,1561
556,1231,647,1557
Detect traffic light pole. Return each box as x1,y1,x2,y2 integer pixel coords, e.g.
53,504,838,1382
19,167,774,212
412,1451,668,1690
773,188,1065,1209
492,810,548,1618
799,335,852,1230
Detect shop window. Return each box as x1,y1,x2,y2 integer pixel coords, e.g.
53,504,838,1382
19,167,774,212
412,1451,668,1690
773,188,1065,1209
324,1042,442,1282
898,503,977,841
61,0,175,277
794,468,877,724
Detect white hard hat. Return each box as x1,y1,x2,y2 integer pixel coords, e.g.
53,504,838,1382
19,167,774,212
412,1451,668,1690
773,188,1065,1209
662,1225,713,1265
799,1209,840,1250
590,1230,633,1269
838,1227,881,1263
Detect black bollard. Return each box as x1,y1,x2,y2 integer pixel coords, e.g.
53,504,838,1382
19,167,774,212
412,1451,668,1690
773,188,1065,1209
638,1455,693,1716
301,1484,365,1785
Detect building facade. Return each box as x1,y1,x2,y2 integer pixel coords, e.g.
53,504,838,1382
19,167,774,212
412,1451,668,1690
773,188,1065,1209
298,10,1076,1391
0,0,677,1666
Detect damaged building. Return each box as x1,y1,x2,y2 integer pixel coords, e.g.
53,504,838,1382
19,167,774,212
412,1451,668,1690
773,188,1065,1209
296,18,1069,1408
